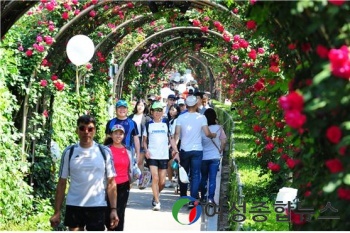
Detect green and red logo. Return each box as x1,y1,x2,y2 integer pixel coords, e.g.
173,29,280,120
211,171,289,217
172,196,202,225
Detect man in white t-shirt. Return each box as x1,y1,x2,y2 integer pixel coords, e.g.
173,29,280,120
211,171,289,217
143,101,178,211
173,96,216,208
50,115,118,231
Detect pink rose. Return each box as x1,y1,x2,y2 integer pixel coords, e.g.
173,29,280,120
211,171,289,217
40,80,48,87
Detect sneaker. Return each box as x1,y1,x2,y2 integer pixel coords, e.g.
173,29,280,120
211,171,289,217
208,198,217,206
152,193,160,206
153,202,161,211
165,180,171,188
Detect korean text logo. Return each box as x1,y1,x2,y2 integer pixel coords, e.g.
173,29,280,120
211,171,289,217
172,196,202,225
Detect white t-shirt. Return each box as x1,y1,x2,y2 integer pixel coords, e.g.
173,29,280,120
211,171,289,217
169,118,177,136
143,120,169,160
176,112,208,151
132,113,143,137
202,125,227,160
59,142,116,207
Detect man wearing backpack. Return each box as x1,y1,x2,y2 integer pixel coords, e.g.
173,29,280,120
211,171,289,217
104,100,140,164
50,115,118,231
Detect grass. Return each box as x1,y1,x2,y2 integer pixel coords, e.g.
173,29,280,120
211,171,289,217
228,119,290,231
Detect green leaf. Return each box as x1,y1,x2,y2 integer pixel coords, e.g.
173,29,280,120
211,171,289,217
322,180,342,193
343,174,350,185
304,97,327,111
341,121,350,130
313,67,331,85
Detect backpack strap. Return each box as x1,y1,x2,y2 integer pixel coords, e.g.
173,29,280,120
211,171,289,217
162,117,170,137
97,144,108,179
125,118,135,149
68,143,107,176
68,144,77,176
145,120,151,146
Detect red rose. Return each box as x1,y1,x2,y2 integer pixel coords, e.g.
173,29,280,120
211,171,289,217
246,20,256,30
286,158,296,169
62,12,69,20
284,110,306,129
267,162,280,172
304,190,311,197
325,158,344,173
265,143,274,151
26,49,33,57
192,19,201,27
279,91,304,111
326,125,342,144
200,26,208,33
223,34,230,42
338,187,350,200
254,79,265,92
269,65,280,73
316,45,329,58
248,49,257,60
43,110,49,118
328,0,346,6
288,43,297,50
253,125,261,132
328,46,350,79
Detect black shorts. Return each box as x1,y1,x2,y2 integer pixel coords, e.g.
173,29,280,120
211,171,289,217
147,159,168,169
64,205,106,231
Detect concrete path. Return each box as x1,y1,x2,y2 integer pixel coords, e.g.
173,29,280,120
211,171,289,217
124,184,201,231
123,160,222,232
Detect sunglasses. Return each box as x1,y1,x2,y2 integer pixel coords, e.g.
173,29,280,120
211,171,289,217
153,108,163,112
78,126,95,132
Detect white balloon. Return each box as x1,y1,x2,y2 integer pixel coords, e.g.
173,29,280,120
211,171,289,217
66,35,95,66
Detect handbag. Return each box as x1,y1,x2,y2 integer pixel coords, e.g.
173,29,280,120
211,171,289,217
131,164,141,183
179,164,190,183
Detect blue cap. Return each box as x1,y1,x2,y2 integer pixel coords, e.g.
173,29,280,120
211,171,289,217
168,94,176,99
116,100,128,108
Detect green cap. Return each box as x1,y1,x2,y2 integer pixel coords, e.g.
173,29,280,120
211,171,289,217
151,101,163,109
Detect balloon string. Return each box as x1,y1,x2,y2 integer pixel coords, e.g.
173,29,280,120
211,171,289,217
76,66,79,96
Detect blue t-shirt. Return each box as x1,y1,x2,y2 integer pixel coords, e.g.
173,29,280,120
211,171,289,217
105,117,138,148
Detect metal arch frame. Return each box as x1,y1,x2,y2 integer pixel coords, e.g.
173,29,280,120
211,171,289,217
2,0,244,97
156,36,215,64
49,0,241,76
46,1,136,72
186,54,214,89
160,50,215,91
89,0,239,63
114,26,227,94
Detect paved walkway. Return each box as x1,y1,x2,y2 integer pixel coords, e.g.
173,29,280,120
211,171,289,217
124,161,222,232
124,184,201,231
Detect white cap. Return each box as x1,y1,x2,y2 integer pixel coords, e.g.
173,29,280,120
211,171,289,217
185,96,198,107
177,98,185,105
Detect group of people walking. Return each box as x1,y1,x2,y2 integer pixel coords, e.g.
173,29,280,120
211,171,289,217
49,92,227,231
